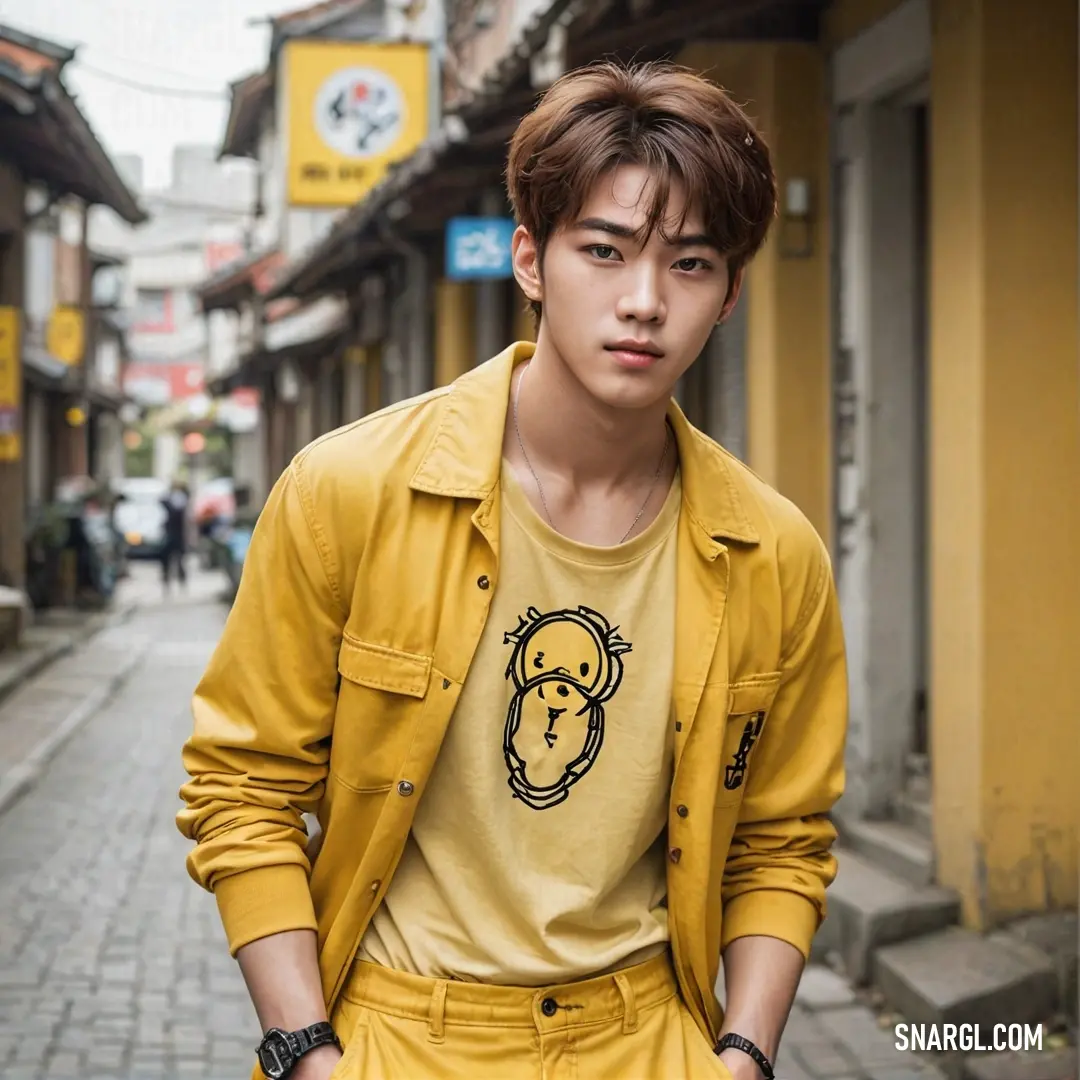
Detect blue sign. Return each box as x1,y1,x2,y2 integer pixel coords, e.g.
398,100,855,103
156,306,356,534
445,216,515,280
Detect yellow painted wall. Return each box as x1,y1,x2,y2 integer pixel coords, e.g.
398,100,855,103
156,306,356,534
930,0,1079,925
678,42,832,547
434,279,476,386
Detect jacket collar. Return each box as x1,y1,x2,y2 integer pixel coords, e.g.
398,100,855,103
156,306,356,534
409,341,759,545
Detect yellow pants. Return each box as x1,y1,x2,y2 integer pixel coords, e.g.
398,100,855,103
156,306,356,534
327,950,733,1079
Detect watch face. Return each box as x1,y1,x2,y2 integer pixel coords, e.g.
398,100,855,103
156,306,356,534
257,1029,293,1080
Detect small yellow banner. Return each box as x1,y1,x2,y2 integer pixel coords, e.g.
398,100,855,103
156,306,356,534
285,40,430,208
47,305,85,366
0,305,20,462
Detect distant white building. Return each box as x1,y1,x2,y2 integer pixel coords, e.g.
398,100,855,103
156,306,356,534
90,146,258,482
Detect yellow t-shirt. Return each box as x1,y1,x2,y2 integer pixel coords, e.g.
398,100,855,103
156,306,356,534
356,460,681,985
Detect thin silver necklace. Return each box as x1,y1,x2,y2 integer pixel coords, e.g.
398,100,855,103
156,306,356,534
512,361,671,544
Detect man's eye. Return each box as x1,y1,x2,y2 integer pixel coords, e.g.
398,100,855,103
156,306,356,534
675,257,709,272
588,244,618,260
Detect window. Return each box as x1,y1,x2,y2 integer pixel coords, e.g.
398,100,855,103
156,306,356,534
133,288,173,332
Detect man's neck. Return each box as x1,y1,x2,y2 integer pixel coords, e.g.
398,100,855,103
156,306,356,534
508,339,671,492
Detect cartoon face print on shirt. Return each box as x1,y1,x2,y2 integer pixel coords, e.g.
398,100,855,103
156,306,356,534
502,605,632,810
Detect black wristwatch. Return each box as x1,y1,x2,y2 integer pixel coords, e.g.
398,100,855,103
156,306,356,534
257,1022,341,1079
715,1033,775,1079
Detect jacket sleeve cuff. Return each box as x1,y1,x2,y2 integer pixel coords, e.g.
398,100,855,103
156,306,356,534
721,888,821,960
213,864,318,957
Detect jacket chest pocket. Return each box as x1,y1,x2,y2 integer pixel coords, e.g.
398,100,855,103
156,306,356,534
331,634,433,793
714,672,781,807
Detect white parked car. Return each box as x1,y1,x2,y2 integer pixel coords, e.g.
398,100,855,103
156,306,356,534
112,477,169,559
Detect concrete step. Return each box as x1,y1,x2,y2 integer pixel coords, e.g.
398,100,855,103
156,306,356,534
895,792,933,841
815,847,960,985
840,817,935,886
873,926,1058,1030
1001,912,1078,1026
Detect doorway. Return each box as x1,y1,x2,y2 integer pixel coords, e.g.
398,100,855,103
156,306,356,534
832,21,932,825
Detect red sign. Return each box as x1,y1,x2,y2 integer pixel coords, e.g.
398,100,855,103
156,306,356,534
123,362,205,405
205,241,245,275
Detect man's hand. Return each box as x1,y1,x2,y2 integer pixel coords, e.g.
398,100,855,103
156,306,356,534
290,1043,343,1080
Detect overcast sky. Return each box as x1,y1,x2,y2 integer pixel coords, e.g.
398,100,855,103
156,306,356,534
0,0,306,189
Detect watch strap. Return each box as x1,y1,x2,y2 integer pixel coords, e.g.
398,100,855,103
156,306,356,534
714,1033,775,1079
289,1021,340,1059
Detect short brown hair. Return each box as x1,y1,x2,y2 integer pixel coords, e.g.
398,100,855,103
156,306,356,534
506,60,777,319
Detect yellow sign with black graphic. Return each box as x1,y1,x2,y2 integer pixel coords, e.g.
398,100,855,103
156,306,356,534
0,306,21,462
47,305,85,366
284,40,429,208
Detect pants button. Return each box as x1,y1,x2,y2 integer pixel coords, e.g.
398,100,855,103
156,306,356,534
541,997,558,1017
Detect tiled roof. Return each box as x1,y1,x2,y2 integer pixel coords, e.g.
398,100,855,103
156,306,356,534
0,39,60,77
0,23,144,223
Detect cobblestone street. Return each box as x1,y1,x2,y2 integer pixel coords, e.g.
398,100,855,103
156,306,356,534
0,565,953,1080
0,567,259,1079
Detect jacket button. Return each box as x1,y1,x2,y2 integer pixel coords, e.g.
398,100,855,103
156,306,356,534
669,847,682,863
397,780,414,797
541,997,558,1017
477,575,490,590
442,678,451,690
676,804,689,818
370,880,381,893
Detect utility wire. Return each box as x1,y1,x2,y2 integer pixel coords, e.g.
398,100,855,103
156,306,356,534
73,62,228,100
84,50,225,88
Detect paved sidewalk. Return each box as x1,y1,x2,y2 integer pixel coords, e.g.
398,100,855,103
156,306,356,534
0,606,132,711
0,617,146,818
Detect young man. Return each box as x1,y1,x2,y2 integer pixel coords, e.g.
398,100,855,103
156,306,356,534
178,60,847,1080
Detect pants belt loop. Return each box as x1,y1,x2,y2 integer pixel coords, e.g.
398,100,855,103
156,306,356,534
428,980,448,1044
614,973,638,1035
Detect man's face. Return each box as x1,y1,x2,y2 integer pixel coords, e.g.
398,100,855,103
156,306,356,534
512,164,743,411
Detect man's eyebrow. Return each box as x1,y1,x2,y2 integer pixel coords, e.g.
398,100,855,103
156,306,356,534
574,217,637,239
574,217,717,249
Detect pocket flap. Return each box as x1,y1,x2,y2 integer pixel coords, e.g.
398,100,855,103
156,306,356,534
337,635,432,698
727,671,782,716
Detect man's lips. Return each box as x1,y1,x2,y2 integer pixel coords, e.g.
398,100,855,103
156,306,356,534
604,341,665,361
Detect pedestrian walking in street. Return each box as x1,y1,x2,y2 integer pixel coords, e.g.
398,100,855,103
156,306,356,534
178,60,848,1080
160,479,189,594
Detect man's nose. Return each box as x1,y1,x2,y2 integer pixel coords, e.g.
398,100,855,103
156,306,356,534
616,265,666,323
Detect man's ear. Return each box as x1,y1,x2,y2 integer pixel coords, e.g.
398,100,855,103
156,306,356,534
511,225,543,304
717,265,746,324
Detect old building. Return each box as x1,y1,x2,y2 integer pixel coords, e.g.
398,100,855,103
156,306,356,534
0,22,145,608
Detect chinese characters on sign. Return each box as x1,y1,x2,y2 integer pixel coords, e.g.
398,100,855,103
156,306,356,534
445,218,516,280
0,306,20,462
285,41,429,208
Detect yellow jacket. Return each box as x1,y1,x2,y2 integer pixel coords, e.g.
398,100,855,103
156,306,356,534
177,342,847,1043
